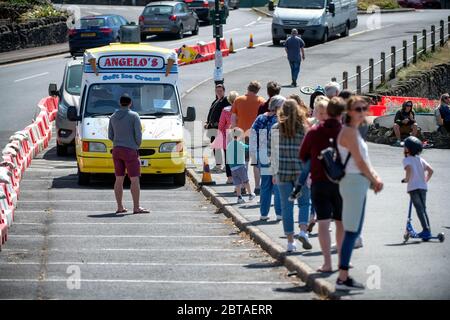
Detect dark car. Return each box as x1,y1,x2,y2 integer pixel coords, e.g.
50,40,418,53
229,0,240,9
139,1,199,40
183,0,229,24
68,15,128,56
397,0,441,8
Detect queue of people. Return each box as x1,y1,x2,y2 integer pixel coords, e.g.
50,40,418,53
204,80,444,291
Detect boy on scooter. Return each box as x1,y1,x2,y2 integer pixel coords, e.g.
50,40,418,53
401,136,434,240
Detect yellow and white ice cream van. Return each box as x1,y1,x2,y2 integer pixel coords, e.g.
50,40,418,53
67,28,196,186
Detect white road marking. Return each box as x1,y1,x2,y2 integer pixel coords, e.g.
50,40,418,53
11,235,232,238
245,16,262,27
14,72,49,83
2,248,258,252
14,222,224,226
0,279,288,285
349,24,395,38
0,262,246,266
224,27,242,34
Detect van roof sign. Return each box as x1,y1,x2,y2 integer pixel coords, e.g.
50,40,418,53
98,55,165,70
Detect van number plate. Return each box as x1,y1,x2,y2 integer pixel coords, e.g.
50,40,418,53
140,160,149,167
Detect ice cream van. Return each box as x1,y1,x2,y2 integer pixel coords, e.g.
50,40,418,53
67,25,196,186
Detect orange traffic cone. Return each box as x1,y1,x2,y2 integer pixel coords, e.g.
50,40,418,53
248,34,255,49
200,155,216,185
229,38,235,53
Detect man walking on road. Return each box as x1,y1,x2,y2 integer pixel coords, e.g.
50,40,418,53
285,29,305,87
108,94,149,214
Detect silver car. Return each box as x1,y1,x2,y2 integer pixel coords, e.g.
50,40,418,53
48,58,83,156
139,1,199,41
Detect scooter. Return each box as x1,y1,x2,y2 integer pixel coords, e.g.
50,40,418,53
403,200,445,243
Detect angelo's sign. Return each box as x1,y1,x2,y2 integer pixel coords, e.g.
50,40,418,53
97,55,165,70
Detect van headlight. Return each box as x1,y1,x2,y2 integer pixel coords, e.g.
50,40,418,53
309,16,323,26
272,15,283,26
83,141,107,153
159,142,183,153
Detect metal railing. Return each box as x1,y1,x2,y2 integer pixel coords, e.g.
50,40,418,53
336,16,450,95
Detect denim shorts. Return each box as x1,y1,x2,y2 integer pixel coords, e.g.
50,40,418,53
112,146,140,178
231,165,249,186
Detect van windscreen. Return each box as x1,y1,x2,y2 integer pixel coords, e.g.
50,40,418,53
278,0,325,9
85,83,179,117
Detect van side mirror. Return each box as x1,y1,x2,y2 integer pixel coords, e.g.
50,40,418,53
268,0,275,11
67,106,81,121
328,2,336,15
183,107,196,122
48,83,59,97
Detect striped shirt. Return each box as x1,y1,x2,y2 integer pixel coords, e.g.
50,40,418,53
269,123,305,183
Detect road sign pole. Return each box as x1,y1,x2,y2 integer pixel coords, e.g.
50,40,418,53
214,0,224,84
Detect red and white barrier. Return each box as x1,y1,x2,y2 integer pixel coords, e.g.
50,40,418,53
0,166,18,207
0,184,14,227
38,96,58,122
9,133,32,170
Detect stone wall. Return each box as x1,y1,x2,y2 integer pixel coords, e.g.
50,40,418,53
0,16,68,52
376,63,450,100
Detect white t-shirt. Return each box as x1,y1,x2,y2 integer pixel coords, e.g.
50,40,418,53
403,156,430,192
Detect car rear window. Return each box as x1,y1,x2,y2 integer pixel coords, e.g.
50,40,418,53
143,5,173,15
80,18,106,28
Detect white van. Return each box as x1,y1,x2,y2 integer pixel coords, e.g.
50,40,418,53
67,26,195,186
271,0,358,45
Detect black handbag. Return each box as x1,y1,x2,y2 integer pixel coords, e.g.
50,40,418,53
318,138,351,184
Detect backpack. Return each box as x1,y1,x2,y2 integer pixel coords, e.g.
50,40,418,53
318,138,351,184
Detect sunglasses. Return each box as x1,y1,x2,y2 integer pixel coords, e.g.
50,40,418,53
351,106,368,113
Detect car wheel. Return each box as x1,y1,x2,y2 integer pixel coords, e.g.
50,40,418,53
56,143,68,157
341,24,349,38
177,25,184,39
321,28,328,44
272,38,281,46
192,22,199,35
140,33,147,42
77,168,90,186
174,171,186,186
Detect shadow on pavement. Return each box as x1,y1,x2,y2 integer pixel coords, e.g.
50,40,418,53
244,262,283,269
384,241,422,246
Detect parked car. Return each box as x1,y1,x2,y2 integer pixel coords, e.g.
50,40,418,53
183,0,229,24
68,15,128,56
229,0,240,9
272,0,358,45
139,1,199,40
398,0,441,8
48,57,83,156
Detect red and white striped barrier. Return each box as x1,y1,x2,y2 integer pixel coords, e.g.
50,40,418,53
9,133,32,170
0,183,14,227
0,190,9,248
38,96,58,122
0,166,18,208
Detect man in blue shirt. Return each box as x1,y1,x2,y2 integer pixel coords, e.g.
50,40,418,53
438,93,450,133
285,29,305,87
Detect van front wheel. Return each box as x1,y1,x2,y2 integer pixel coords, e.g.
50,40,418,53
321,29,328,43
272,38,280,46
174,171,186,186
341,24,349,37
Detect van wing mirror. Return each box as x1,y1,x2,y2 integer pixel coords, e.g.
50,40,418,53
48,83,59,97
268,1,276,11
67,106,81,121
183,107,196,122
328,2,336,15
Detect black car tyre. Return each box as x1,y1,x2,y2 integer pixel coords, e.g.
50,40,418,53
177,25,184,39
77,167,90,186
174,171,186,186
192,22,199,35
140,33,147,42
56,143,68,157
272,38,281,46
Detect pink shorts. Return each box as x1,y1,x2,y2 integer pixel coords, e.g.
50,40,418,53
112,146,140,177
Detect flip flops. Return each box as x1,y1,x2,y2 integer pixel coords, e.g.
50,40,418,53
115,208,128,214
133,208,150,214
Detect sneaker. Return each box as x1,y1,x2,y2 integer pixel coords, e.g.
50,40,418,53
335,276,365,291
392,140,402,147
248,193,256,201
331,243,337,250
287,242,297,252
354,236,363,249
253,187,260,195
237,196,245,204
298,232,313,250
259,215,269,221
276,215,283,221
417,230,431,240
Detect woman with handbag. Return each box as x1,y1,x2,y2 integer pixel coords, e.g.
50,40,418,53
205,84,229,173
336,96,383,291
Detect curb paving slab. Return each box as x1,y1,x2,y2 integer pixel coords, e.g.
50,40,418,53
0,43,69,66
186,168,338,300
